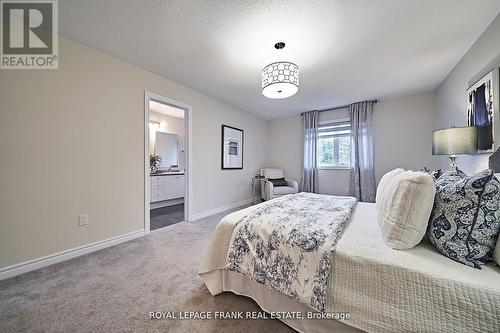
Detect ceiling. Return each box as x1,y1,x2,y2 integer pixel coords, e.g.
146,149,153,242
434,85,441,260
59,1,500,119
149,101,185,119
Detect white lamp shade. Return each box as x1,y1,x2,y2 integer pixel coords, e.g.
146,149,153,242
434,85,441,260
432,127,477,155
261,61,299,99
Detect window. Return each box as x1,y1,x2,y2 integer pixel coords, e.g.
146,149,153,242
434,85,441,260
317,120,351,168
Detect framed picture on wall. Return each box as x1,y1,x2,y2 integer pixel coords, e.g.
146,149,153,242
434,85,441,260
466,68,500,153
221,125,244,169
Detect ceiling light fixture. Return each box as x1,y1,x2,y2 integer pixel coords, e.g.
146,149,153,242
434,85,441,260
261,42,299,99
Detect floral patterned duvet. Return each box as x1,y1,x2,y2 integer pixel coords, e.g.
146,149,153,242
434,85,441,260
226,192,357,311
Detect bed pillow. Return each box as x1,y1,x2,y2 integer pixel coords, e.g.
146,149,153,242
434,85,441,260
419,166,442,181
377,170,436,250
433,168,466,188
376,168,405,208
494,177,500,267
427,169,500,268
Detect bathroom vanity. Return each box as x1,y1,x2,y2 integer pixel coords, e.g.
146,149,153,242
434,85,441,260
150,129,185,207
150,172,185,203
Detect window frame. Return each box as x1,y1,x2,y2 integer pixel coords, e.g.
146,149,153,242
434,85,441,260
317,118,352,170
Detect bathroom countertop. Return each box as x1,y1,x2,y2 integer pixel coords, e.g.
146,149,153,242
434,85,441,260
150,171,184,176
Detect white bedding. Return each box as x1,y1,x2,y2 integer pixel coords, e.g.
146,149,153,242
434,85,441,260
227,193,356,311
200,200,500,333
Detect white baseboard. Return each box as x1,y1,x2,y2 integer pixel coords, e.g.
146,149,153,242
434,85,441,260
0,229,145,281
190,198,253,221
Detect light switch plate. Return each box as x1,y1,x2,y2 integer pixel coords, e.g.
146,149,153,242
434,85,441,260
78,214,88,226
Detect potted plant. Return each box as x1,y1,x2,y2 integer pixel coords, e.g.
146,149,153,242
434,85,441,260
150,154,161,174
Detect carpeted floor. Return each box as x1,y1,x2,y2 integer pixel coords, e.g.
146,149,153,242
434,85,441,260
0,208,294,333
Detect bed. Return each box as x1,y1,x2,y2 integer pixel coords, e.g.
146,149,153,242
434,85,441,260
199,193,500,333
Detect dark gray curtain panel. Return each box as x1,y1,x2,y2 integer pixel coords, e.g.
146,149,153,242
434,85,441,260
301,110,319,193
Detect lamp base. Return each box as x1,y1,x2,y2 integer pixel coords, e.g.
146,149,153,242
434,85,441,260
449,154,458,171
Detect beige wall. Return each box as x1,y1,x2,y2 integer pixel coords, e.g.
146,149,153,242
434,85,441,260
265,91,436,195
0,36,267,269
435,13,500,173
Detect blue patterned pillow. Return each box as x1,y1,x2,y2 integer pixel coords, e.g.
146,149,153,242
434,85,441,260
419,167,443,181
427,169,500,268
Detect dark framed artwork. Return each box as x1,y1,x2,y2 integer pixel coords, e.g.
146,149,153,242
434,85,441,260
467,68,499,153
221,125,244,169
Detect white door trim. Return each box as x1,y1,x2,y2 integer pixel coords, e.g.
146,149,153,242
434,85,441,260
144,92,193,234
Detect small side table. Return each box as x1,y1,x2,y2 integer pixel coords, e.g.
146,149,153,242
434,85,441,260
251,176,265,205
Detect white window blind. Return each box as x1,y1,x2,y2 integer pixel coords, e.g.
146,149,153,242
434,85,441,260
317,120,351,168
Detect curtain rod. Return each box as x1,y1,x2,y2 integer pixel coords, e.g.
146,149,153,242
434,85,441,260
300,100,378,115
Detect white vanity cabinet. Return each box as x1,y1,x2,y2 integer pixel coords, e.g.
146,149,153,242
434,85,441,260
150,174,185,202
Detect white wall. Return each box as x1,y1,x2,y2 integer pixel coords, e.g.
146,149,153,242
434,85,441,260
0,36,267,269
149,111,186,170
266,91,436,195
435,13,500,173
266,116,303,185
374,91,436,182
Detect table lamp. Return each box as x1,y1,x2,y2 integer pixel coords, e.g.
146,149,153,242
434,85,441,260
489,146,500,173
432,126,477,170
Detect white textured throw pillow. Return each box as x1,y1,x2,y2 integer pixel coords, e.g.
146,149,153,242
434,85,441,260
377,170,436,250
376,168,405,208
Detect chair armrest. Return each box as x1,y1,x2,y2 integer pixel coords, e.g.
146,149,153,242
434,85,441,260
285,179,298,193
261,180,274,201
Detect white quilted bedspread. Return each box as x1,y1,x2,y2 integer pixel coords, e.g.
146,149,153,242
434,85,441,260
200,200,500,333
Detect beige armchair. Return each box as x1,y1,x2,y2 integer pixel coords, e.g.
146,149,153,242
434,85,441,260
260,168,298,201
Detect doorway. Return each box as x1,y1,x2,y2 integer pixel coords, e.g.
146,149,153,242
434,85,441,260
144,92,192,233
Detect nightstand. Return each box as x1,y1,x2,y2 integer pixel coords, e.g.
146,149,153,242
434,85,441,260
251,175,265,205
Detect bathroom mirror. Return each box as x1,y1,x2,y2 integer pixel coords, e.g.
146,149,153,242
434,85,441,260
155,132,179,168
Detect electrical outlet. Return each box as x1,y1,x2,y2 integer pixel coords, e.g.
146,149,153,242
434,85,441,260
78,214,88,226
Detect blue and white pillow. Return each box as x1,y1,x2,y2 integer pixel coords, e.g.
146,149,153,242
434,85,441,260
419,167,443,181
427,169,500,268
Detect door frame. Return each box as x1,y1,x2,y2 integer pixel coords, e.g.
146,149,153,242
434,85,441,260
144,91,193,234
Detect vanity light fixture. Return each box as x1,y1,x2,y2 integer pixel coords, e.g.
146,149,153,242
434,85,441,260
261,42,299,99
149,121,160,131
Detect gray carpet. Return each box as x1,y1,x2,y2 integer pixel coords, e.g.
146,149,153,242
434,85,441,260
0,208,294,333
